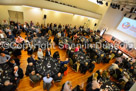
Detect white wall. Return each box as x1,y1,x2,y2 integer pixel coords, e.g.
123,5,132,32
0,5,99,29
99,7,136,47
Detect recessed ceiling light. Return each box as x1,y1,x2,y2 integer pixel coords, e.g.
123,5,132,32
88,0,98,4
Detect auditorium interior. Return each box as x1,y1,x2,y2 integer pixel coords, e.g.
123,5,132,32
0,0,136,91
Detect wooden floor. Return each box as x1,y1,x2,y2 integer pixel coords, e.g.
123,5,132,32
17,32,116,91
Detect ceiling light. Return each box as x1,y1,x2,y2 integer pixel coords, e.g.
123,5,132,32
22,5,40,9
43,9,73,15
88,0,98,5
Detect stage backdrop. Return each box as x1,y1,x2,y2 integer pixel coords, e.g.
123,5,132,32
117,17,136,38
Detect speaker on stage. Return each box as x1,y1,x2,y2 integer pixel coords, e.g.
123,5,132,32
44,15,47,19
111,37,116,41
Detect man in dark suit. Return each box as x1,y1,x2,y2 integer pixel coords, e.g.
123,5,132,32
17,23,23,35
12,66,24,85
12,26,18,37
0,80,16,91
45,48,51,57
27,54,36,65
25,62,35,76
9,59,20,67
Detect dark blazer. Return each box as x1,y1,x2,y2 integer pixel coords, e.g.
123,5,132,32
0,85,16,91
45,50,51,57
53,52,60,59
25,65,35,76
27,57,36,65
13,67,24,79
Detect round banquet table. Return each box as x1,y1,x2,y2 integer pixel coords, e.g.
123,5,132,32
59,37,73,49
0,38,15,46
33,37,49,44
32,37,49,50
100,81,120,91
73,51,90,64
77,36,89,44
0,63,14,85
36,57,60,76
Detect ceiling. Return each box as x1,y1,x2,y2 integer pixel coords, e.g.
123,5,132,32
0,0,109,14
112,0,136,6
44,0,100,12
0,0,104,19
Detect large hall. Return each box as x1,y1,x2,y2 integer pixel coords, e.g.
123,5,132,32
0,0,136,91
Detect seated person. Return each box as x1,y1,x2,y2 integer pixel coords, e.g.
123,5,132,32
88,61,95,72
60,64,68,75
43,74,54,91
1,80,16,91
102,70,110,82
63,81,72,91
12,43,22,57
25,62,35,76
74,46,79,52
37,48,44,59
0,47,9,55
16,36,24,44
108,63,119,71
73,60,80,72
45,48,51,57
57,31,61,38
53,35,59,45
91,78,101,91
103,55,111,63
53,72,62,82
58,58,69,67
124,80,134,90
53,51,60,60
80,62,89,74
0,30,7,38
27,42,34,55
29,70,42,83
92,73,98,81
12,66,24,85
122,72,130,83
0,52,11,64
7,31,15,40
9,59,20,67
27,54,36,65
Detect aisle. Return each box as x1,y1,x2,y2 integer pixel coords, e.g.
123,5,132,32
17,32,116,91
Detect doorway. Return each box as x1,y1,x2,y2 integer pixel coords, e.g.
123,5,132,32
8,10,24,24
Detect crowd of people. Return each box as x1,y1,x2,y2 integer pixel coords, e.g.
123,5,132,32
0,20,136,91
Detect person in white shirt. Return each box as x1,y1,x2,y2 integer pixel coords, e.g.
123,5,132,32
0,30,7,38
43,74,53,91
63,81,72,91
5,27,11,33
37,48,43,59
2,20,8,26
57,31,61,38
